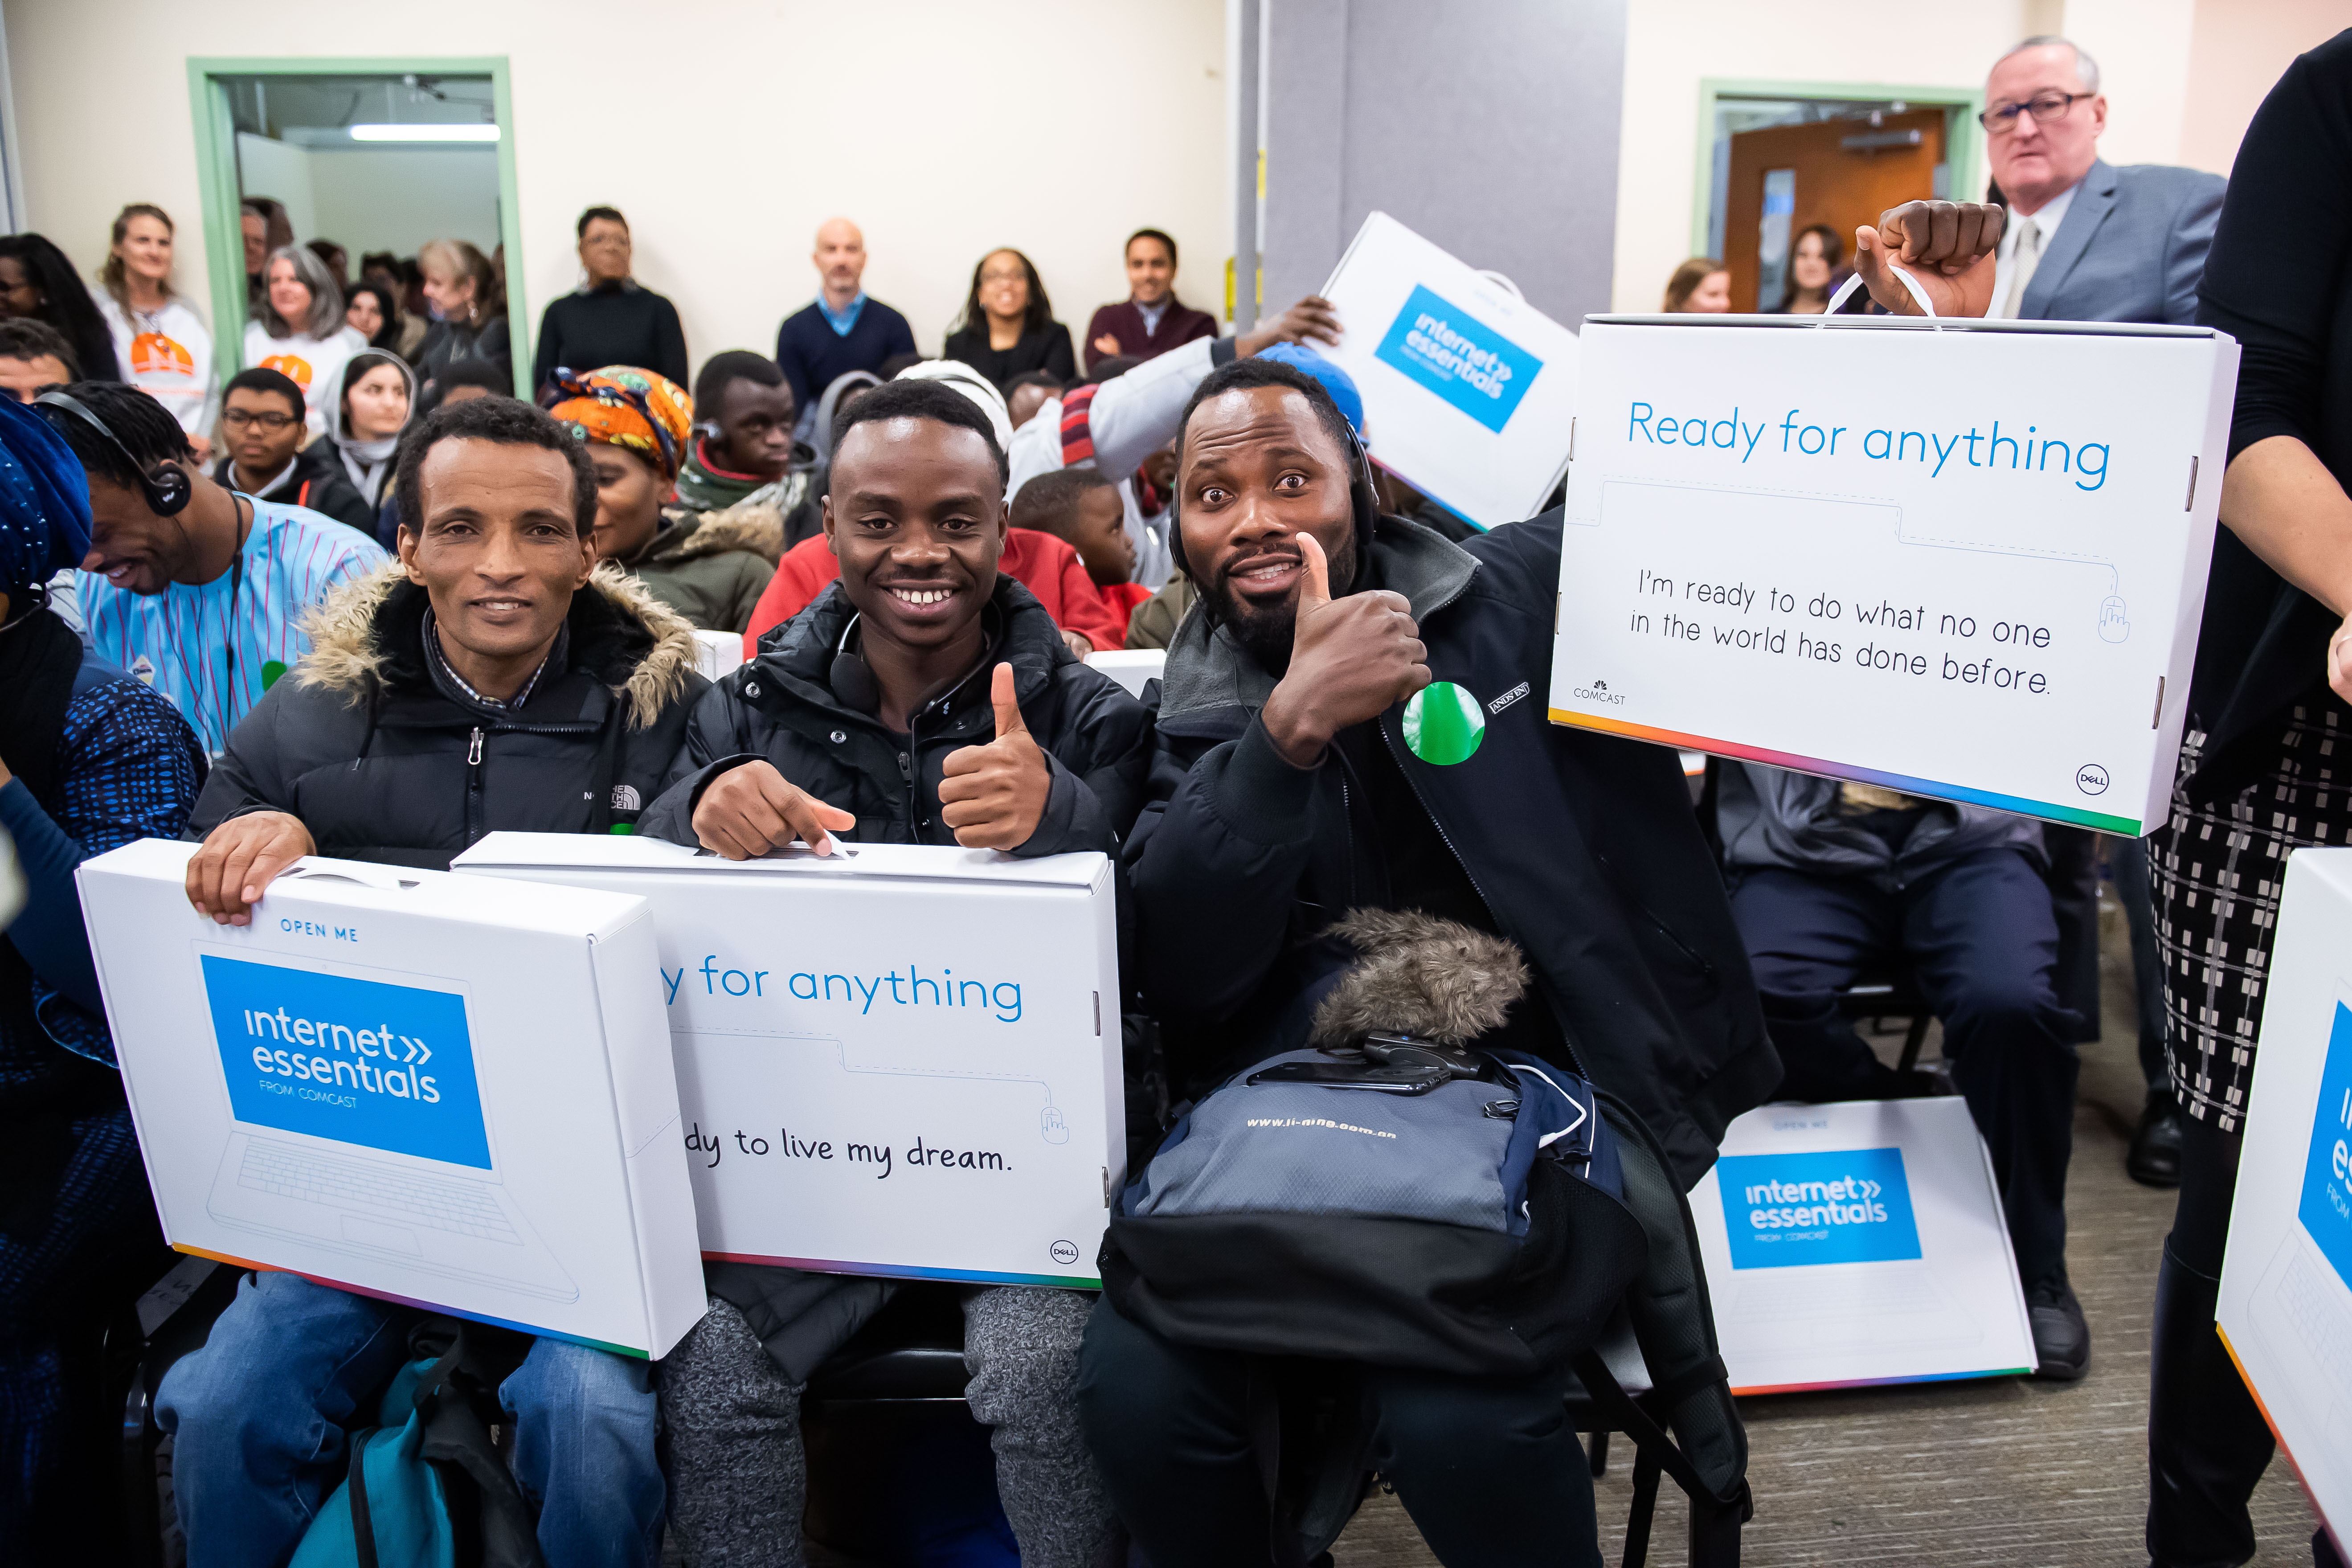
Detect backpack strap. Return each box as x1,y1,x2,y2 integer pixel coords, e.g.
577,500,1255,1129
344,1426,381,1568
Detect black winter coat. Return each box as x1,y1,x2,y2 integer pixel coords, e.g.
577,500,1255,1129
1128,512,1778,1186
639,576,1152,858
191,565,707,867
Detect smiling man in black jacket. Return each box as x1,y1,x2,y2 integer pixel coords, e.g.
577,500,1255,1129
1079,356,1779,1568
637,377,1149,1568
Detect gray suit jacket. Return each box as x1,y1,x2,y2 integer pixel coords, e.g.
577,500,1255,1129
2019,158,2225,325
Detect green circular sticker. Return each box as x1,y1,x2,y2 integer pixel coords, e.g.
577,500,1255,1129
1403,681,1485,765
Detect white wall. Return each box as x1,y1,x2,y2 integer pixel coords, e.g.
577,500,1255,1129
234,131,317,246
4,0,1230,385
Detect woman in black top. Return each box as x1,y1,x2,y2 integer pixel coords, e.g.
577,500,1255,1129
941,247,1077,391
2147,29,2352,1568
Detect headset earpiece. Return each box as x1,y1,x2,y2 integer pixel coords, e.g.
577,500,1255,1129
828,613,881,714
34,389,192,516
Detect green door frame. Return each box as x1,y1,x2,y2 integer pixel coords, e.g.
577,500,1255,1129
1692,78,1988,258
186,56,527,393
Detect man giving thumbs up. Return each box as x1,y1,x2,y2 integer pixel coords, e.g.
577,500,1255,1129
1084,355,1781,1567
633,378,1150,1568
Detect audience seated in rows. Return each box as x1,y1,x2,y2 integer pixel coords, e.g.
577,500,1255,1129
160,394,709,1568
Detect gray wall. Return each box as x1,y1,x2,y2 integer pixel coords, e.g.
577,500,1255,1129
1259,0,1628,330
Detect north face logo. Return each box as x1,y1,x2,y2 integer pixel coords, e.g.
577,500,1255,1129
610,785,642,813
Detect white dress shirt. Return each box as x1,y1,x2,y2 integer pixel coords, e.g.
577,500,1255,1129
1991,180,2080,319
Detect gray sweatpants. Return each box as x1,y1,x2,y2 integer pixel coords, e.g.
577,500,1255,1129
659,1286,1114,1567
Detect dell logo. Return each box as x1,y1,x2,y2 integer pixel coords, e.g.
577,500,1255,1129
2076,764,2111,796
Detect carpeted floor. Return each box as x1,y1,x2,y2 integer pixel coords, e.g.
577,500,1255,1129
1334,886,2323,1568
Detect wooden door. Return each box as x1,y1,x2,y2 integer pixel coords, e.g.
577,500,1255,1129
1723,110,1946,311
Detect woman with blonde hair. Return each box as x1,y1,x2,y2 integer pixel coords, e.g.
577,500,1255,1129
414,237,511,397
1662,257,1732,313
241,242,363,437
95,203,216,452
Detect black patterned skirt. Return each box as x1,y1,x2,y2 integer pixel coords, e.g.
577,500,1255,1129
2151,697,2352,1132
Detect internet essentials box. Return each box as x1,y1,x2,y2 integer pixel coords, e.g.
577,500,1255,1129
2219,849,2352,1548
1689,1097,2036,1395
76,839,706,1359
450,832,1125,1287
1318,211,1580,531
1548,312,2238,836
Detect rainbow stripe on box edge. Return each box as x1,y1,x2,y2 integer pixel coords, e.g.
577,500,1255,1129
706,1249,1101,1291
175,1244,648,1359
1548,708,2145,835
2218,1325,2347,1555
1729,1363,2033,1398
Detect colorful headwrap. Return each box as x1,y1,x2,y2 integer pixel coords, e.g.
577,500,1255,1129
0,393,93,597
545,365,693,482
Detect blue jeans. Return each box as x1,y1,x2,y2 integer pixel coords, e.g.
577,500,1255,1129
156,1271,662,1568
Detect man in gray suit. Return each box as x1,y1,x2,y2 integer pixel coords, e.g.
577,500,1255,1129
1984,34,2226,1205
1985,36,2224,325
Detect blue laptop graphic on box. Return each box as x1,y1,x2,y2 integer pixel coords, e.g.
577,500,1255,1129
74,840,709,1359
195,954,578,1302
1716,1146,1924,1269
1373,283,1544,434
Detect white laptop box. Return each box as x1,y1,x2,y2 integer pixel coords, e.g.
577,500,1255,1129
77,839,706,1359
1549,313,2238,837
1318,211,1580,531
2219,849,2352,1548
1690,1097,2036,1394
450,832,1125,1287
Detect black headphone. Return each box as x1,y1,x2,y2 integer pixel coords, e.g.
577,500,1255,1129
828,612,883,714
1166,419,1381,601
35,389,193,516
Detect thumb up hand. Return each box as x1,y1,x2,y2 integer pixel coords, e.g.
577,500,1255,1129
939,663,1053,850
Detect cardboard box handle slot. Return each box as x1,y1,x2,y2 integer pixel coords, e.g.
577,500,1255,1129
283,859,420,892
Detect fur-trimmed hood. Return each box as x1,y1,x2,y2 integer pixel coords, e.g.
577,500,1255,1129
1308,910,1530,1049
295,560,700,729
639,502,785,568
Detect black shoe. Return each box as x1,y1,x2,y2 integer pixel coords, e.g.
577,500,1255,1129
2028,1277,2090,1380
2129,1093,2184,1188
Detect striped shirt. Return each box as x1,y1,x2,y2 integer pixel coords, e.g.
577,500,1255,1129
77,499,388,755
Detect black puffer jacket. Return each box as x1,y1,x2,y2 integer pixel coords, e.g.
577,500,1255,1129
191,564,706,866
1128,512,1777,1187
639,575,1152,858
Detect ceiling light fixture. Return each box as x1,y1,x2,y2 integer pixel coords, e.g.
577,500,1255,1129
348,123,498,142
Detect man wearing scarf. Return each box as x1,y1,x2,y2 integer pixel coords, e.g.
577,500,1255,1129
549,364,783,633
0,395,207,1552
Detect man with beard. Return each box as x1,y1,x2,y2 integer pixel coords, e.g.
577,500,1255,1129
1079,201,2003,1566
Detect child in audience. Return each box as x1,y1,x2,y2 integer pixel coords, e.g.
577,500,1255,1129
1011,468,1151,643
